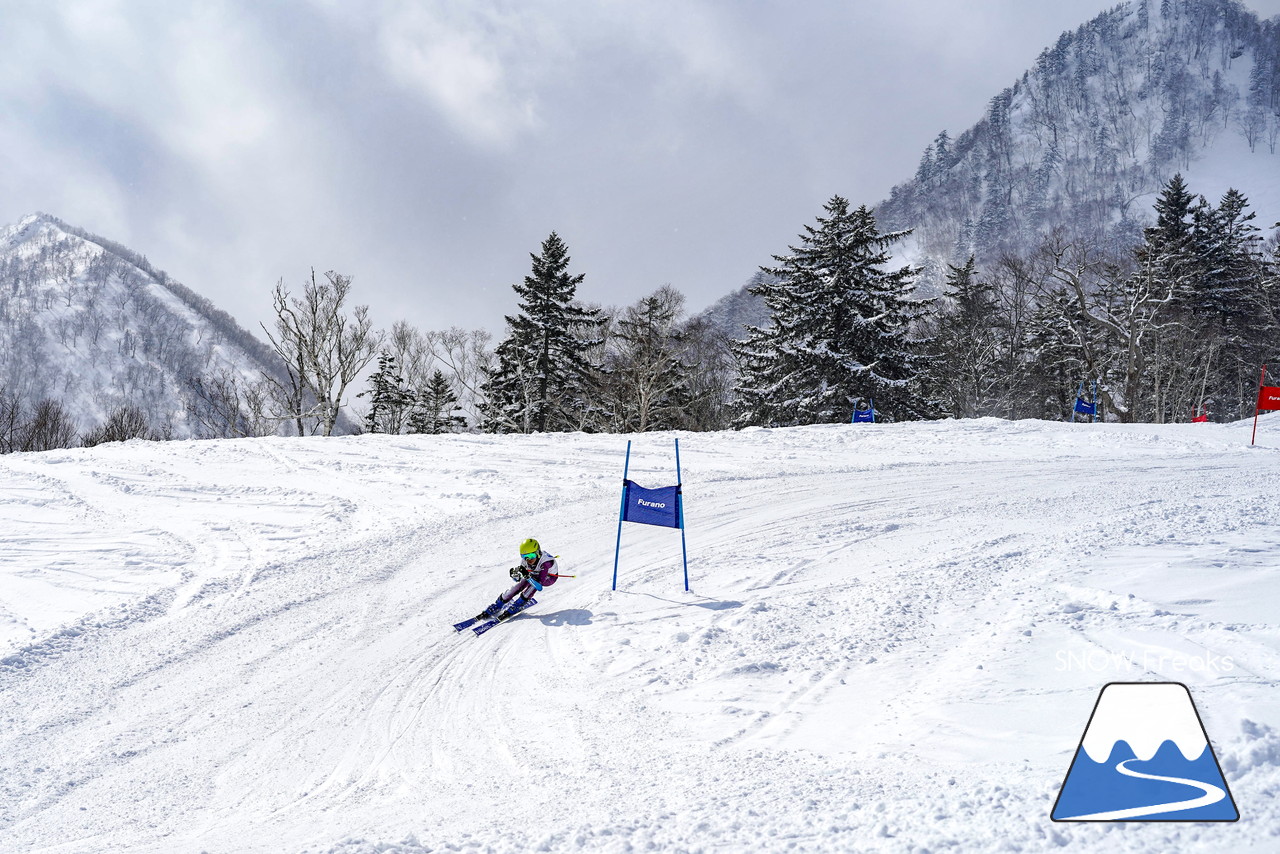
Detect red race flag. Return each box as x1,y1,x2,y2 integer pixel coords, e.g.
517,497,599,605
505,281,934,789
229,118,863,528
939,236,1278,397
1258,386,1280,411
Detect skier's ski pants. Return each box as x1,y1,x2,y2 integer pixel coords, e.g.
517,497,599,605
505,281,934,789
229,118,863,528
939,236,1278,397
501,579,538,603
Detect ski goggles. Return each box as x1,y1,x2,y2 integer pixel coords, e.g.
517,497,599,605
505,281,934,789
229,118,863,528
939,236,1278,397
521,551,539,562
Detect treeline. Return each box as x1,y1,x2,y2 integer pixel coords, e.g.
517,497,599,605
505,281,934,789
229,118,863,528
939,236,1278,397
332,173,1280,437
346,233,736,437
250,173,1280,438
0,394,167,453
925,175,1280,423
195,249,735,441
3,172,1277,452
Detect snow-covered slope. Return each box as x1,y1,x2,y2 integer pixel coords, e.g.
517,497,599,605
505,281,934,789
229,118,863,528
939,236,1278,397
0,213,285,438
2,419,1279,852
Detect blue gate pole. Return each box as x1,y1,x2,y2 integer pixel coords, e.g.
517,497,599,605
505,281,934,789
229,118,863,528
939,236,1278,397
611,441,632,591
869,398,875,423
675,438,689,592
1092,381,1098,423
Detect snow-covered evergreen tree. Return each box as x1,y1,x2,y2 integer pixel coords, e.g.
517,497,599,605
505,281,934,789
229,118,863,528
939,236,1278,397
359,351,412,434
1022,286,1087,420
408,369,466,434
480,233,605,433
1182,187,1273,418
926,256,1004,418
734,196,932,426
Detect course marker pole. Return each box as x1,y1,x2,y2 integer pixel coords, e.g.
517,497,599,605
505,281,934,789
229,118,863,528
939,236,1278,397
676,438,688,592
611,441,632,591
1253,365,1267,446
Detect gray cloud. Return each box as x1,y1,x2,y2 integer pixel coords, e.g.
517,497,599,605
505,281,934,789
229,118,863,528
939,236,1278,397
2,0,1278,337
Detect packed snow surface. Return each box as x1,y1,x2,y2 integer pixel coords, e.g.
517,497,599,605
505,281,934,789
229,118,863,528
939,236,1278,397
2,418,1279,853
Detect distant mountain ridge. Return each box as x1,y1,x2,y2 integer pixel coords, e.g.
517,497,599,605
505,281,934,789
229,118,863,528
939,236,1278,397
690,270,772,341
703,0,1280,334
877,0,1280,290
0,213,287,438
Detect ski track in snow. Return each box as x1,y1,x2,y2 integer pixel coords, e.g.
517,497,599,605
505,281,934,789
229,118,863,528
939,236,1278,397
1,420,1279,852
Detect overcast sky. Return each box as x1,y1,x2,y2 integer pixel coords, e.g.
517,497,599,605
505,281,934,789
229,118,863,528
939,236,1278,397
3,0,1279,338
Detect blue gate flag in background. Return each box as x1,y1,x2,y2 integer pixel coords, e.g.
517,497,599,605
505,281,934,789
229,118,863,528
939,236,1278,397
1073,381,1098,421
621,481,682,528
612,439,689,592
851,398,876,423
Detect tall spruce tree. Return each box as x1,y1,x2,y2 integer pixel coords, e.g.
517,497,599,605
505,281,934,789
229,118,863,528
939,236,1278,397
1185,188,1271,418
1142,174,1198,288
735,196,931,425
927,256,1004,418
1114,177,1273,420
480,233,605,433
359,351,412,434
408,370,467,434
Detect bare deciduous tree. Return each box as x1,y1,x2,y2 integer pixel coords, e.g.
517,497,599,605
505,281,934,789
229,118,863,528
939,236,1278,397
1033,235,1185,421
676,314,736,431
1238,105,1267,152
387,320,436,394
424,327,492,427
604,286,692,432
0,387,25,453
21,399,78,451
185,370,280,439
262,270,383,436
81,405,153,447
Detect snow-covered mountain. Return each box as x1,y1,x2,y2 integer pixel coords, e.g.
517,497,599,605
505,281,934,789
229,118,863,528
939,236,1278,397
689,270,772,341
2,419,1279,851
877,0,1280,291
710,0,1280,324
0,213,286,439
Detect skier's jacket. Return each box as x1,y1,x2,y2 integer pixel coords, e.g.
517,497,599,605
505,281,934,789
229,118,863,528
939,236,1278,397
526,550,560,589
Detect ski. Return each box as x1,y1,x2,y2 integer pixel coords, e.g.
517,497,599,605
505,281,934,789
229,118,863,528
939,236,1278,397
452,616,485,632
472,617,503,636
472,598,536,636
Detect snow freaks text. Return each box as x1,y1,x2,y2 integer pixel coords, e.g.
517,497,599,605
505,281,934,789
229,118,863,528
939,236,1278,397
1054,650,1235,674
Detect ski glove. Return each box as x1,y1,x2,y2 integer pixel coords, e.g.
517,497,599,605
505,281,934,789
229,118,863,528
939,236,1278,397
510,566,531,581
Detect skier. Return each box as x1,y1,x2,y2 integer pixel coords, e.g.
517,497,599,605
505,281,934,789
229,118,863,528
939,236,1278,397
471,538,560,624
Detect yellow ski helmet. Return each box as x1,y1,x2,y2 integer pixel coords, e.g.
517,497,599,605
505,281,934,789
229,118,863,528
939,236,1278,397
519,538,540,558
